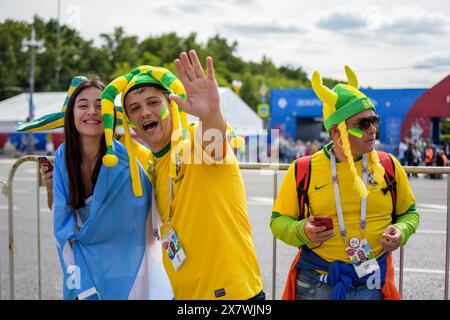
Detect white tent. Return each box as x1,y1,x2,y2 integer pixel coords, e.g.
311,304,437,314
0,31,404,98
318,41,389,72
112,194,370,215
0,92,66,132
187,87,263,133
0,88,262,133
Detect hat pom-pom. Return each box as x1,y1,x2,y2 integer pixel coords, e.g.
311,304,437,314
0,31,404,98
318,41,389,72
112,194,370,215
103,154,118,167
230,136,245,149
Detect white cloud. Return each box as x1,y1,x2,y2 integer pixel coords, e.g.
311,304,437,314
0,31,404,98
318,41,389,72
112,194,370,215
370,6,450,35
315,5,450,43
223,22,306,35
316,8,368,31
413,52,450,69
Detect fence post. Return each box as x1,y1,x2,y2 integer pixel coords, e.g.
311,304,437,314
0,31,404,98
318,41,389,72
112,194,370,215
8,160,15,300
0,180,8,300
272,169,278,300
7,156,46,300
399,247,404,298
445,173,450,300
36,161,42,300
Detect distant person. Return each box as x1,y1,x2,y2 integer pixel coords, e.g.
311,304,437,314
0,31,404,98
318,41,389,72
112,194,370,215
424,140,435,179
435,149,448,179
3,137,16,157
45,133,55,156
398,139,408,166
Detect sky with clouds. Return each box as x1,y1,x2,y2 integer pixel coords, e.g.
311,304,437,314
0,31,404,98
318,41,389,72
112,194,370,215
1,0,449,89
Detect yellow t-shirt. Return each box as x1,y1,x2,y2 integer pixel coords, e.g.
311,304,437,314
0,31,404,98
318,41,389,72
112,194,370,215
150,127,263,299
273,144,416,263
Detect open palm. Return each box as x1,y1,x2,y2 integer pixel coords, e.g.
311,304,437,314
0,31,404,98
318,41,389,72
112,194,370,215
171,50,221,120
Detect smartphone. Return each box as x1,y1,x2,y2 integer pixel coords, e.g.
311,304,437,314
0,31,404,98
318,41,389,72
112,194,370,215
38,157,53,172
312,216,334,231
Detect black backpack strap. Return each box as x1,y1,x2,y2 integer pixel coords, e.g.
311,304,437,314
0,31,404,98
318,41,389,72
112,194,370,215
377,151,398,223
295,155,312,221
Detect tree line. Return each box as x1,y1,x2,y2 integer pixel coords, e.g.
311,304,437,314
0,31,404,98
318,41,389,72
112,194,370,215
0,16,339,110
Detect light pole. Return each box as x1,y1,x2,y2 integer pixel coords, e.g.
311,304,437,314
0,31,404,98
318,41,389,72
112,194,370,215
21,23,45,154
55,0,61,84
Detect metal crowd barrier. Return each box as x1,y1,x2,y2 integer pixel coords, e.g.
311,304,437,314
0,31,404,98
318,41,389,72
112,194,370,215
239,164,450,301
1,157,450,300
1,179,8,300
5,156,47,300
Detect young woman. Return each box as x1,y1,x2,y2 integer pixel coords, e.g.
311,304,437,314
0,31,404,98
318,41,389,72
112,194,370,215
51,76,172,300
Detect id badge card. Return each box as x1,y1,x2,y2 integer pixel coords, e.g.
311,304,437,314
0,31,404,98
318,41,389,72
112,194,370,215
162,228,186,271
346,237,380,278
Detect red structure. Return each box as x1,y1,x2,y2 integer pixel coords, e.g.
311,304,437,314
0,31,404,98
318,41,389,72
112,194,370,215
401,75,450,141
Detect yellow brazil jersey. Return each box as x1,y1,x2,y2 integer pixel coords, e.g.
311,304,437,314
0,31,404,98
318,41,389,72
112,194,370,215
273,143,416,263
150,126,263,300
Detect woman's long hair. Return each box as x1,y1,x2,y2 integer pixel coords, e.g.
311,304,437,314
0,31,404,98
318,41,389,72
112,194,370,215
64,76,108,209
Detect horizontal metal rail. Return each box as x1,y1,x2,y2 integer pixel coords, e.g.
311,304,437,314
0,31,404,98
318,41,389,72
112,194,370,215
2,157,450,300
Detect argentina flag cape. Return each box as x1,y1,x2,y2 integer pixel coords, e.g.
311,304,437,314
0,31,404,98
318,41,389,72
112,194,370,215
53,139,172,300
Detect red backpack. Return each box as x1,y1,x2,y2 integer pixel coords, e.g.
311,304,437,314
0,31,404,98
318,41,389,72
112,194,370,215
295,151,397,222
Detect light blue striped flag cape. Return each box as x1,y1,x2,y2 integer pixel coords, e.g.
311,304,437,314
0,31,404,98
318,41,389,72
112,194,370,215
53,139,171,299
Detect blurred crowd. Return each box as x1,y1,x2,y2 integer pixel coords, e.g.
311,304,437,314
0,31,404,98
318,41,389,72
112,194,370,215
395,138,449,179
276,134,325,164
275,133,450,181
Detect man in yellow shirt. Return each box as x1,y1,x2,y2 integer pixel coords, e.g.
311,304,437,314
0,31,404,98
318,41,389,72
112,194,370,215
271,66,419,300
101,50,263,299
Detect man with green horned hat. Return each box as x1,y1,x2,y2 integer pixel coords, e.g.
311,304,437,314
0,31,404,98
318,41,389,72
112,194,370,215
270,66,419,300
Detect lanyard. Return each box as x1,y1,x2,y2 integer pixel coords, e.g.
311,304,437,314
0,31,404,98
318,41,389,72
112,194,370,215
330,152,368,243
150,159,174,240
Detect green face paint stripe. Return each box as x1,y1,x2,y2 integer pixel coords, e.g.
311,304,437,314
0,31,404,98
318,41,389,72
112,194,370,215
348,128,364,138
160,107,169,119
179,93,187,101
104,114,115,129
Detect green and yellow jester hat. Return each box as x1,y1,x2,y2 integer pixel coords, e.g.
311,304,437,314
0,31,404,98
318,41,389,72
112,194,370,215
101,65,245,197
311,65,385,198
15,75,127,132
101,65,191,198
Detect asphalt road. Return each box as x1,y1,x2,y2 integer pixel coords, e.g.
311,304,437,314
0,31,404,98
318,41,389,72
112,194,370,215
0,158,448,300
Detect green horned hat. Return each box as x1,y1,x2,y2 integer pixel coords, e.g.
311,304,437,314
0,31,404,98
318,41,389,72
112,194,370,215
313,65,375,135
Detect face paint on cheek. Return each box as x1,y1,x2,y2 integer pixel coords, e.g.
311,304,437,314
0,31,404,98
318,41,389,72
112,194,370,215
160,106,170,120
348,128,364,139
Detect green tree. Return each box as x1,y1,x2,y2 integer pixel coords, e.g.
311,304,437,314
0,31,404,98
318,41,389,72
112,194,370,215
0,16,336,111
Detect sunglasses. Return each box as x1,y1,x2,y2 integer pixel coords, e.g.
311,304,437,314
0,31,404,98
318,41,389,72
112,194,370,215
349,114,381,131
